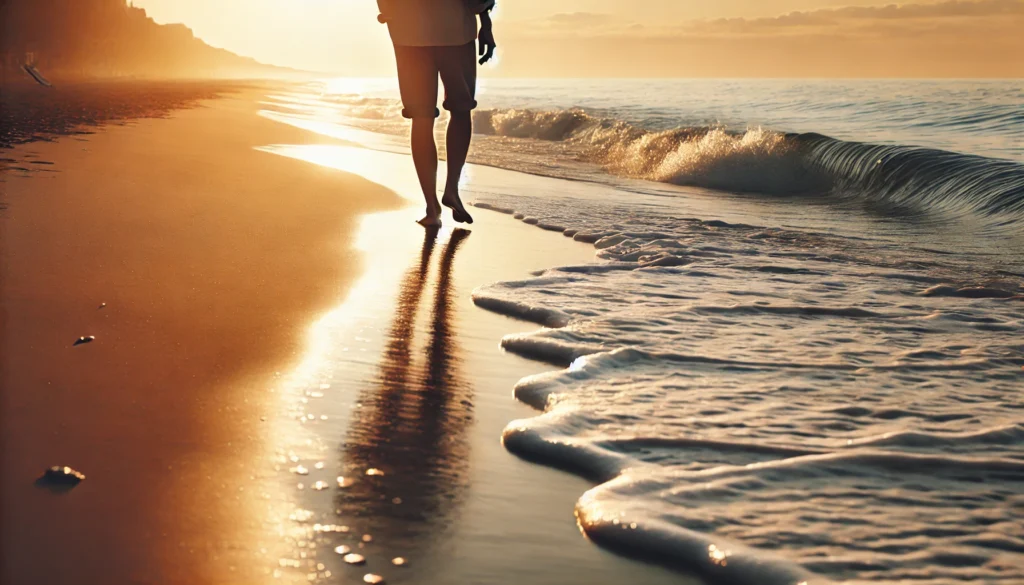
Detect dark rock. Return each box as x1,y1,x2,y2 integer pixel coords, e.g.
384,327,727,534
36,466,85,492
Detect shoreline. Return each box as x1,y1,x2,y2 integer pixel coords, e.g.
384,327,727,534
259,143,692,585
4,86,695,585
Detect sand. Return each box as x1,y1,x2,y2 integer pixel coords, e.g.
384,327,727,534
256,144,691,585
1,90,402,584
1,88,687,585
0,79,245,150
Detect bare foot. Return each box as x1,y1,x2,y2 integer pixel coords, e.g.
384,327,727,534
442,192,474,224
417,214,442,227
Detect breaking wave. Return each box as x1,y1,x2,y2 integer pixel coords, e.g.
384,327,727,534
472,108,1024,222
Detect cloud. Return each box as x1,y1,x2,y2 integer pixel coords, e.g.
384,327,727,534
495,1,1024,77
523,11,622,34
697,0,1024,35
512,0,1024,37
544,12,617,26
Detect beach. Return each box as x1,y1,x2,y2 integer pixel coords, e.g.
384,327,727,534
257,143,692,585
3,77,1022,585
1,87,688,584
3,1,1022,583
1,89,405,584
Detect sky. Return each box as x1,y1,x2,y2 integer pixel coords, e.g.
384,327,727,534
131,0,1024,77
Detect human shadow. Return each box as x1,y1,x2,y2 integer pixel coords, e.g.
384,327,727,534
334,227,473,554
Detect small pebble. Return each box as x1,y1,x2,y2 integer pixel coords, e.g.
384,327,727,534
362,534,373,543
334,545,351,555
391,557,406,566
363,574,384,584
73,336,95,346
342,553,365,565
98,303,106,309
365,468,384,476
38,466,85,488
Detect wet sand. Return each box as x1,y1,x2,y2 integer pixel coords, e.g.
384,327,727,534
261,145,691,585
2,89,688,585
1,92,402,584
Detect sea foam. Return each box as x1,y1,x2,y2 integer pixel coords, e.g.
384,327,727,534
471,189,1024,584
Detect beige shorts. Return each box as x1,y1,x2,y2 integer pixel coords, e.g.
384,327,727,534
392,42,477,119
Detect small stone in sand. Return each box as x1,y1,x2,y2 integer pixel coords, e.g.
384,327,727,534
362,534,373,543
98,303,106,309
342,553,365,565
391,557,407,566
38,466,85,488
73,336,95,346
363,574,384,584
334,545,351,555
365,468,384,476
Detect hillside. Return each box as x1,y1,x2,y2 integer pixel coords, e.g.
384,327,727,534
0,0,297,80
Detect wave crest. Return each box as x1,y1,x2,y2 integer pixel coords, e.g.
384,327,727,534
472,107,1024,223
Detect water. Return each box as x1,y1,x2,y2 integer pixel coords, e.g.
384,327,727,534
265,78,1024,585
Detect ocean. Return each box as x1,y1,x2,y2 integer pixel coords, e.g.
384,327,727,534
264,78,1024,585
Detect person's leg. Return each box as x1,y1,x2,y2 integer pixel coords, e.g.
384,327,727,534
443,111,471,215
410,117,441,226
393,44,442,226
437,42,478,224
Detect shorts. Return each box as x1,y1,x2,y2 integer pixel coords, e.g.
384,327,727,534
392,42,477,119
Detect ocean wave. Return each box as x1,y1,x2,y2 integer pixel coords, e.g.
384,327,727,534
795,132,1024,219
298,90,1024,224
471,107,1024,223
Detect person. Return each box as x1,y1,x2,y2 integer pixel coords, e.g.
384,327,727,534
377,0,497,227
